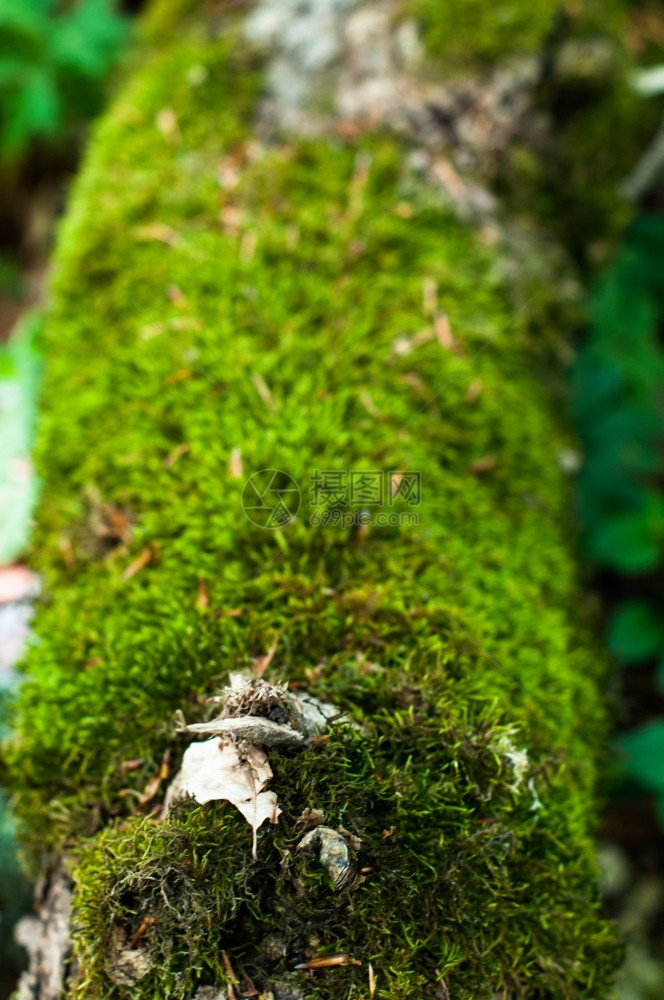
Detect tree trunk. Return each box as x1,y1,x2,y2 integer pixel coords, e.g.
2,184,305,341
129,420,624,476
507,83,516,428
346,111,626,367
7,1,639,998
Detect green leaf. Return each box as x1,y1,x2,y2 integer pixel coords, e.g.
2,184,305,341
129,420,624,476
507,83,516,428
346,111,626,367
50,0,128,78
615,720,664,792
588,508,662,573
607,600,664,664
1,67,60,155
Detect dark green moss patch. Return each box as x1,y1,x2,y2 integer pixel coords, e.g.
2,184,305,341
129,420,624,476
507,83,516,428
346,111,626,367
72,719,619,999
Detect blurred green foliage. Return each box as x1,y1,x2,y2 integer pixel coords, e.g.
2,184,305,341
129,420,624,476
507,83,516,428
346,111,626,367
0,0,128,160
572,215,664,820
615,720,664,824
573,217,664,578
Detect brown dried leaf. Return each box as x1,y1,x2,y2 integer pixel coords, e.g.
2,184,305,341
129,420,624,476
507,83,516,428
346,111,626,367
251,372,274,408
120,758,144,774
122,547,152,581
164,442,189,468
229,447,243,479
369,962,376,999
294,807,325,832
434,312,456,352
469,455,497,474
175,738,281,859
252,631,279,677
138,774,162,806
294,955,361,970
196,579,209,610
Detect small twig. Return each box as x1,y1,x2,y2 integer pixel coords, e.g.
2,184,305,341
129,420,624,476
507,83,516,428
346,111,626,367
294,955,361,970
222,950,239,1000
128,916,155,949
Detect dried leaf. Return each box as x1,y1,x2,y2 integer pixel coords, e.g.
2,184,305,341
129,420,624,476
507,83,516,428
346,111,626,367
294,807,325,831
412,326,434,347
369,962,376,999
222,950,239,985
176,738,281,858
221,205,245,235
434,312,459,353
294,955,361,970
250,372,274,409
185,715,304,748
229,447,243,479
119,758,144,774
138,774,162,806
469,455,497,474
164,442,189,468
251,631,278,677
196,579,209,610
122,547,152,581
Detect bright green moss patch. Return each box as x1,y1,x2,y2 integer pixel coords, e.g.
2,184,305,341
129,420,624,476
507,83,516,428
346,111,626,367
4,7,619,999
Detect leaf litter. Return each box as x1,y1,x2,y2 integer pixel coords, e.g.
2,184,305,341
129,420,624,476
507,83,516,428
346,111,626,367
165,677,340,860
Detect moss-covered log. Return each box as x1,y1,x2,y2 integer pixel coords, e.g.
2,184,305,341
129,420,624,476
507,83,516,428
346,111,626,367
6,2,641,998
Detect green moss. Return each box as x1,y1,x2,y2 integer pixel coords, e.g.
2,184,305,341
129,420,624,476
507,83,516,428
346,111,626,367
72,719,619,999
409,0,627,69
410,0,560,66
4,5,620,999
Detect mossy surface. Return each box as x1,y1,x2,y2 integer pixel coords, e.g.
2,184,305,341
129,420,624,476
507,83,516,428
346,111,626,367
410,0,560,66
410,0,625,69
5,3,620,998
